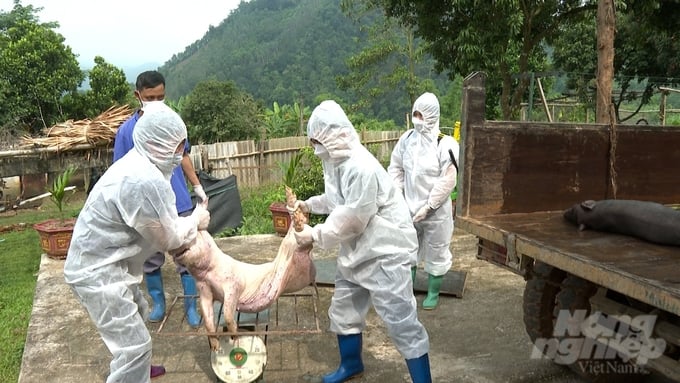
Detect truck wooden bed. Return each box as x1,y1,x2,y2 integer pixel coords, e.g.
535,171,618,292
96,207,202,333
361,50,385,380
461,212,680,316
455,72,680,381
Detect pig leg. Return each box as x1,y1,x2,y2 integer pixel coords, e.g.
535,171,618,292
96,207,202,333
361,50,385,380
197,282,220,351
221,288,240,340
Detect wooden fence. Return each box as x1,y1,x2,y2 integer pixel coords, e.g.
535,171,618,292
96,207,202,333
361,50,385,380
0,130,405,195
189,130,403,187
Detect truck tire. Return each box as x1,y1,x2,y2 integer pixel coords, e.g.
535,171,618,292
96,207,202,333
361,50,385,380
555,275,645,383
522,261,567,343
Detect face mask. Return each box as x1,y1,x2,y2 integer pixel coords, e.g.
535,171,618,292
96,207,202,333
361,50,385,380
313,143,330,160
139,98,165,109
413,117,428,133
171,153,183,168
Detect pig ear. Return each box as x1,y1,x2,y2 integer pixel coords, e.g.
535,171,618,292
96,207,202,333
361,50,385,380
581,200,596,210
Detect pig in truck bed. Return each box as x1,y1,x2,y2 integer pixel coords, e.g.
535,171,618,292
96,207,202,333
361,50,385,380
455,72,680,383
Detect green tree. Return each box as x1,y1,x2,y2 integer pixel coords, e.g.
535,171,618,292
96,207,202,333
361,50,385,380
181,80,261,143
160,0,453,124
166,96,187,115
84,56,132,114
552,1,680,123
288,101,311,136
62,56,133,119
261,102,296,138
338,0,436,116
439,76,464,127
0,1,83,132
379,0,594,119
261,101,310,138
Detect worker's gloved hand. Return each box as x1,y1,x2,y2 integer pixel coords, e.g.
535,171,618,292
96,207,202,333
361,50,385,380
413,204,431,223
192,203,211,230
193,184,208,204
294,224,314,247
287,200,310,215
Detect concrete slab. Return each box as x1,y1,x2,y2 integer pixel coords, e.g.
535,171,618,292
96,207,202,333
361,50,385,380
19,230,599,383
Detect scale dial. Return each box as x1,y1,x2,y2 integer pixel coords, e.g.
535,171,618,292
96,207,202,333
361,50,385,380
211,335,267,383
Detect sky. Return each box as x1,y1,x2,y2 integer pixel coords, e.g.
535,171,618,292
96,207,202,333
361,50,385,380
0,0,246,69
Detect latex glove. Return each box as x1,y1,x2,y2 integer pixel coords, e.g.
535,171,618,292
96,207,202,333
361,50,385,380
193,184,208,204
413,204,431,223
286,200,310,215
294,224,314,247
192,203,211,230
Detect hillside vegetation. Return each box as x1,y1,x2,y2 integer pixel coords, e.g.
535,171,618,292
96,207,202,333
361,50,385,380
159,0,449,123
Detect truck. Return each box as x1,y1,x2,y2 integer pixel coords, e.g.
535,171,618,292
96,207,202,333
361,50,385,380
455,72,680,382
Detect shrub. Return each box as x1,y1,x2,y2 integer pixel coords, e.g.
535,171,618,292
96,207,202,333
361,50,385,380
47,166,77,223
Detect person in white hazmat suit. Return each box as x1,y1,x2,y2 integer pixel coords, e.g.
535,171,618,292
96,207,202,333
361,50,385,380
387,92,459,310
292,100,432,383
63,102,210,383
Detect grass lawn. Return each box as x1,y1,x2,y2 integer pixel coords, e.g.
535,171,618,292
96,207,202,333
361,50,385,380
0,184,279,381
0,194,82,383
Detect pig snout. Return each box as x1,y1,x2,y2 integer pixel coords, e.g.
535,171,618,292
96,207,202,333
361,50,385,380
563,205,578,225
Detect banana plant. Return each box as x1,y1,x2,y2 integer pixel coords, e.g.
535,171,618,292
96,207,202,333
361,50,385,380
261,102,304,138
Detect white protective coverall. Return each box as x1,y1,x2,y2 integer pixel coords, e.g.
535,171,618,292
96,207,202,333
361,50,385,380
388,92,459,276
304,100,429,360
64,102,204,383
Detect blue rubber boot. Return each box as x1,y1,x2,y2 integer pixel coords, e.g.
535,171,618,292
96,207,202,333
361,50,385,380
322,333,364,383
181,273,201,328
145,270,165,322
406,353,432,383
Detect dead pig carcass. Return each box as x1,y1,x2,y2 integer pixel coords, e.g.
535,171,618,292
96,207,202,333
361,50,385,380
174,187,316,351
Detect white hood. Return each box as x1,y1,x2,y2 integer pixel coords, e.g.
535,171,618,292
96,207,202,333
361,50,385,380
132,102,187,179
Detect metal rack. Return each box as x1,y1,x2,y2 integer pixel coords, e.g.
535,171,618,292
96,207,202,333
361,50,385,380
151,285,323,383
153,285,322,337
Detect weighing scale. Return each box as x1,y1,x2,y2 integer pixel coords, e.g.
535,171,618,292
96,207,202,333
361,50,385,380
211,332,268,383
211,309,270,383
154,289,322,383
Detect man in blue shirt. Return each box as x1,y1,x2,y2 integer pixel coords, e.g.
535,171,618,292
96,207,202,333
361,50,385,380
113,70,207,329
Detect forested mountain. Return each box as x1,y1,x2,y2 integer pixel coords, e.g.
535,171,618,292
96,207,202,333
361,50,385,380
159,0,449,123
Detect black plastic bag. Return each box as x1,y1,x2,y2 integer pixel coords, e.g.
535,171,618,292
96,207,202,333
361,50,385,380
190,171,243,235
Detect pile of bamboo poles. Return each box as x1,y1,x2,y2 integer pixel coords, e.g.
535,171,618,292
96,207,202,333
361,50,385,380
21,105,133,150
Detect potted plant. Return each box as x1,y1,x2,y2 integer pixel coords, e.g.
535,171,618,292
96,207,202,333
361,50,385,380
33,166,78,259
269,151,305,236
